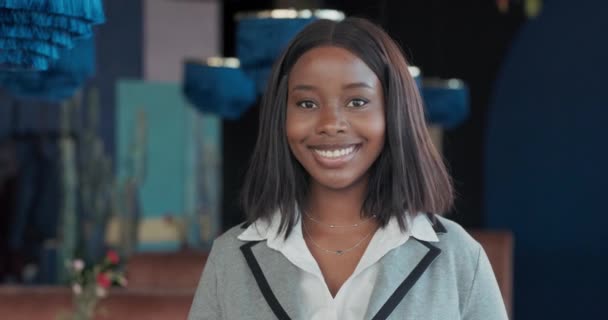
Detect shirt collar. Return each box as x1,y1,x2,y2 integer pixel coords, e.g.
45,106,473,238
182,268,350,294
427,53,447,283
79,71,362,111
237,210,439,243
238,211,440,279
238,210,285,241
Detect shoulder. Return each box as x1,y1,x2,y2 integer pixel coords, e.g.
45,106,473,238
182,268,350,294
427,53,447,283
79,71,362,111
430,216,508,318
212,223,250,249
424,215,490,301
206,223,250,263
431,215,483,267
433,215,480,247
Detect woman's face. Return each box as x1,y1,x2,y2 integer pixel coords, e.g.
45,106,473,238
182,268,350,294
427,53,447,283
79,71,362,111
286,46,386,191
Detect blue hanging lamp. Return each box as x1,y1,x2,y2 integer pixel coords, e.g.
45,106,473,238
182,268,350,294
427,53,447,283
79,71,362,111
0,38,61,59
183,57,256,120
0,49,52,70
0,23,74,46
409,66,422,89
0,0,104,71
0,36,95,102
0,8,94,36
235,9,345,93
421,78,470,129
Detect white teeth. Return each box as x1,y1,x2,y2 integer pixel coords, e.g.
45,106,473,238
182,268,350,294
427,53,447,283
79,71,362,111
314,146,356,159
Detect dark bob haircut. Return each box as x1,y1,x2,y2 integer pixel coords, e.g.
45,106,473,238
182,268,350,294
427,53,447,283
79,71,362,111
241,17,453,237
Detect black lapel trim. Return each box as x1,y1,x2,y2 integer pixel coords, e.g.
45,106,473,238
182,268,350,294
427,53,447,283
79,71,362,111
426,213,447,234
371,239,442,320
240,241,291,320
240,221,251,229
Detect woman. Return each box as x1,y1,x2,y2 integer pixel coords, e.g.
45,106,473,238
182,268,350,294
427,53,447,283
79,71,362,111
188,17,508,320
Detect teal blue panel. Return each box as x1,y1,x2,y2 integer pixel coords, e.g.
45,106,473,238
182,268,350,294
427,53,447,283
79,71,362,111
116,79,222,251
116,80,188,218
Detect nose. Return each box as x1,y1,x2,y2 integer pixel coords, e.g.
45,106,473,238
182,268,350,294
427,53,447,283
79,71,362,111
316,105,348,136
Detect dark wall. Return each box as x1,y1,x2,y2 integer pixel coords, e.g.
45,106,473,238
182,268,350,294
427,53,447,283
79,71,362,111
93,0,143,158
381,1,524,228
485,0,608,318
221,0,273,229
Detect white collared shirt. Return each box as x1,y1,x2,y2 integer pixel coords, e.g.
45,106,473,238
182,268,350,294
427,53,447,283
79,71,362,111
238,212,439,320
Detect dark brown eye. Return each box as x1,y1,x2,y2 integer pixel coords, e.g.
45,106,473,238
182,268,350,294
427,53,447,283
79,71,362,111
347,98,369,108
297,100,317,109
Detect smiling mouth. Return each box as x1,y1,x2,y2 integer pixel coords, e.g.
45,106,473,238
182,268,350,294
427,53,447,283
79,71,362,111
312,145,357,158
308,144,361,168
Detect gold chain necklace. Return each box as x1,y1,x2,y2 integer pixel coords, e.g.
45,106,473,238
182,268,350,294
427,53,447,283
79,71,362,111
304,211,377,228
302,221,375,256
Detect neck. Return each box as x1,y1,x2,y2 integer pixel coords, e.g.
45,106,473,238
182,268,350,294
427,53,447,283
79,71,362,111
306,178,369,225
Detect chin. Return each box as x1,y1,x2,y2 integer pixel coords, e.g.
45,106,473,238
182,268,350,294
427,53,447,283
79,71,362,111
321,180,353,191
312,173,365,191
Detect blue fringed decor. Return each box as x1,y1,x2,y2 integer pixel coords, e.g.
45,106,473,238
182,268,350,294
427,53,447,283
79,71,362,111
0,24,74,46
0,9,93,36
0,50,50,70
0,0,105,22
236,16,314,93
183,59,256,120
0,0,104,71
0,37,95,102
244,65,272,94
421,79,470,129
183,10,346,119
236,9,344,93
0,38,61,59
236,17,314,68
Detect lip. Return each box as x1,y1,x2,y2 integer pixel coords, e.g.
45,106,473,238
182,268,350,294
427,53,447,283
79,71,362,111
308,143,360,150
308,143,361,169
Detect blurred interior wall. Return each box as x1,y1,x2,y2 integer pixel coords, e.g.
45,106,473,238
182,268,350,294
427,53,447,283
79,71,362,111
485,0,608,318
143,0,220,82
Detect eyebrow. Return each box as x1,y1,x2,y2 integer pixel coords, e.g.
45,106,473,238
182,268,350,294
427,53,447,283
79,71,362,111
343,82,374,90
291,82,374,92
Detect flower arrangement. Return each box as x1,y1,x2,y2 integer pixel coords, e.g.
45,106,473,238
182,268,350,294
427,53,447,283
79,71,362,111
58,250,127,320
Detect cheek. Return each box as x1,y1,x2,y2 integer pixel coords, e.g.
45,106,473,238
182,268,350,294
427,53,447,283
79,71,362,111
370,126,386,158
285,116,297,143
364,111,387,146
285,112,305,149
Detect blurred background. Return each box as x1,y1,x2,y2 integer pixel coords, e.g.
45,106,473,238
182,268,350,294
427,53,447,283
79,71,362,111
0,0,606,319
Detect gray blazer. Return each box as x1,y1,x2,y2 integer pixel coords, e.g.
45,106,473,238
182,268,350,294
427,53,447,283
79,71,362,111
188,215,509,320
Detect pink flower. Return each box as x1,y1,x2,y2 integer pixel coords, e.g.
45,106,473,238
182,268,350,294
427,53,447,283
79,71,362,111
72,284,82,295
96,272,111,289
106,250,119,264
73,259,85,272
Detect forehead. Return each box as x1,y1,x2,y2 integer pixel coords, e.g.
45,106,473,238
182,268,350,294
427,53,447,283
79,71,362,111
287,46,379,87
